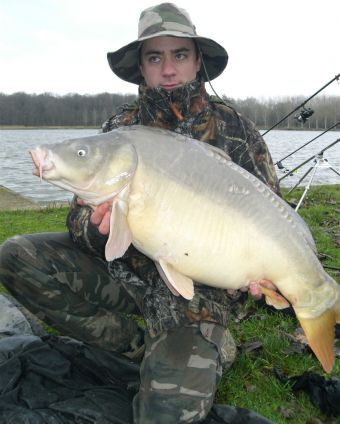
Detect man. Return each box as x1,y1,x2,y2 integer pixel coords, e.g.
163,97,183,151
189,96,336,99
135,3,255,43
0,3,279,422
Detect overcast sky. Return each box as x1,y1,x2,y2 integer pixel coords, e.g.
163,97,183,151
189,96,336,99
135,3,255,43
1,0,339,99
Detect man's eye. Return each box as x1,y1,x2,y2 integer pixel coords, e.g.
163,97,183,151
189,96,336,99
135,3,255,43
176,53,187,61
149,56,160,63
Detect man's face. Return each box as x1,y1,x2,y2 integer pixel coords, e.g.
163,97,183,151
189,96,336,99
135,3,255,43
139,36,201,91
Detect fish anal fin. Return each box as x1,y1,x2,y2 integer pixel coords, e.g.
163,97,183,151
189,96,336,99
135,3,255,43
105,201,132,261
158,259,194,300
297,309,336,373
155,262,180,297
259,285,290,309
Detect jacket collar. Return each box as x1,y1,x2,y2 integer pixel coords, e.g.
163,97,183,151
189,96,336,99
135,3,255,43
138,78,210,129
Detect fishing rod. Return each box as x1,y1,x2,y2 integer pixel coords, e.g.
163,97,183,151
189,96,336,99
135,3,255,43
275,119,340,170
279,138,340,182
262,73,340,136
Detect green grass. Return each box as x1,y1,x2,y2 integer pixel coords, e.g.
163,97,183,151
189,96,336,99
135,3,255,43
0,207,69,244
0,186,339,423
217,304,340,423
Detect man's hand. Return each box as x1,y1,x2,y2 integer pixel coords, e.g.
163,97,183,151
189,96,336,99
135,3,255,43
77,198,112,235
238,279,278,300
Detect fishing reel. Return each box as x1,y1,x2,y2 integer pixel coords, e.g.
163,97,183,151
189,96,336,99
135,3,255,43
276,161,293,176
294,107,314,123
276,161,289,172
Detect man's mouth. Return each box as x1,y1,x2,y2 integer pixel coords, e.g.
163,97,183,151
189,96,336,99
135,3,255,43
161,84,180,91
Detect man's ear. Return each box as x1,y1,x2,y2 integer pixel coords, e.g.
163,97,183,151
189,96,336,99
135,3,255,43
139,64,145,79
196,55,202,73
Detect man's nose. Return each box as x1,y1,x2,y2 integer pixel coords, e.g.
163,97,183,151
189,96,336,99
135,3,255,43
161,57,176,76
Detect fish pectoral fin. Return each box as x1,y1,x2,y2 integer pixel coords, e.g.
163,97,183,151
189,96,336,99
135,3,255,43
259,286,291,309
158,259,194,300
297,309,336,374
105,201,132,261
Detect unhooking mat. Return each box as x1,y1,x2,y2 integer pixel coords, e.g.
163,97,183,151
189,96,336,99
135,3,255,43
0,293,275,423
0,334,276,424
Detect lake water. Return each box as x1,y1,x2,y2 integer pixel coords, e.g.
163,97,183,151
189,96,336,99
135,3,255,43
0,128,339,202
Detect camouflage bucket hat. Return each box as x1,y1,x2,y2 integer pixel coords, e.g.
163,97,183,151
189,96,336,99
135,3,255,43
107,2,228,84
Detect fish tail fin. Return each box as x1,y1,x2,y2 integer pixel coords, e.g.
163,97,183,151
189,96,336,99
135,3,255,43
296,308,336,374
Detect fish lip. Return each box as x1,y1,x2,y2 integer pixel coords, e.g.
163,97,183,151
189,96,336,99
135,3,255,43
35,163,55,176
32,167,40,177
30,148,55,180
31,161,55,178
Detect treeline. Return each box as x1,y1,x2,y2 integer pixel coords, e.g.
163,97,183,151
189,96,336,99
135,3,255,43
1,91,340,130
0,92,136,127
228,95,340,130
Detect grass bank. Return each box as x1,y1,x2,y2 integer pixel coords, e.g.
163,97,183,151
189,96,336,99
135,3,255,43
0,185,339,423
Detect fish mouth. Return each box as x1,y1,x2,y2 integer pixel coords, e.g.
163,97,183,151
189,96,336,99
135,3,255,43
30,148,55,181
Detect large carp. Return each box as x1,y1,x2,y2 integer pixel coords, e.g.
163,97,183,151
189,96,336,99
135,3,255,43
30,125,340,373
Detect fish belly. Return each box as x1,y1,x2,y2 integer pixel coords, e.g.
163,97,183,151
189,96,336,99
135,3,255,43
127,170,291,290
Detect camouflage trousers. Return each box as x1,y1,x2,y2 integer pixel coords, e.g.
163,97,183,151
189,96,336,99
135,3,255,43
0,232,237,423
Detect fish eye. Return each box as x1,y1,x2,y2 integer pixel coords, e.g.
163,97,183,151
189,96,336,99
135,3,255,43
77,149,87,157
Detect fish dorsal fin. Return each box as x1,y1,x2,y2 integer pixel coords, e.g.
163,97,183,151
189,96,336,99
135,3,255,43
158,259,194,300
105,199,132,261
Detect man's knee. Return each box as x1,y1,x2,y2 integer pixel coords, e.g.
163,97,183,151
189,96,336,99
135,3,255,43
0,233,71,298
134,323,232,423
0,235,20,258
0,233,78,280
0,235,26,272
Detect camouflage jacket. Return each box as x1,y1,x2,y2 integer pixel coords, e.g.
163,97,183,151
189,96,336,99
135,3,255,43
66,78,281,334
103,79,280,194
